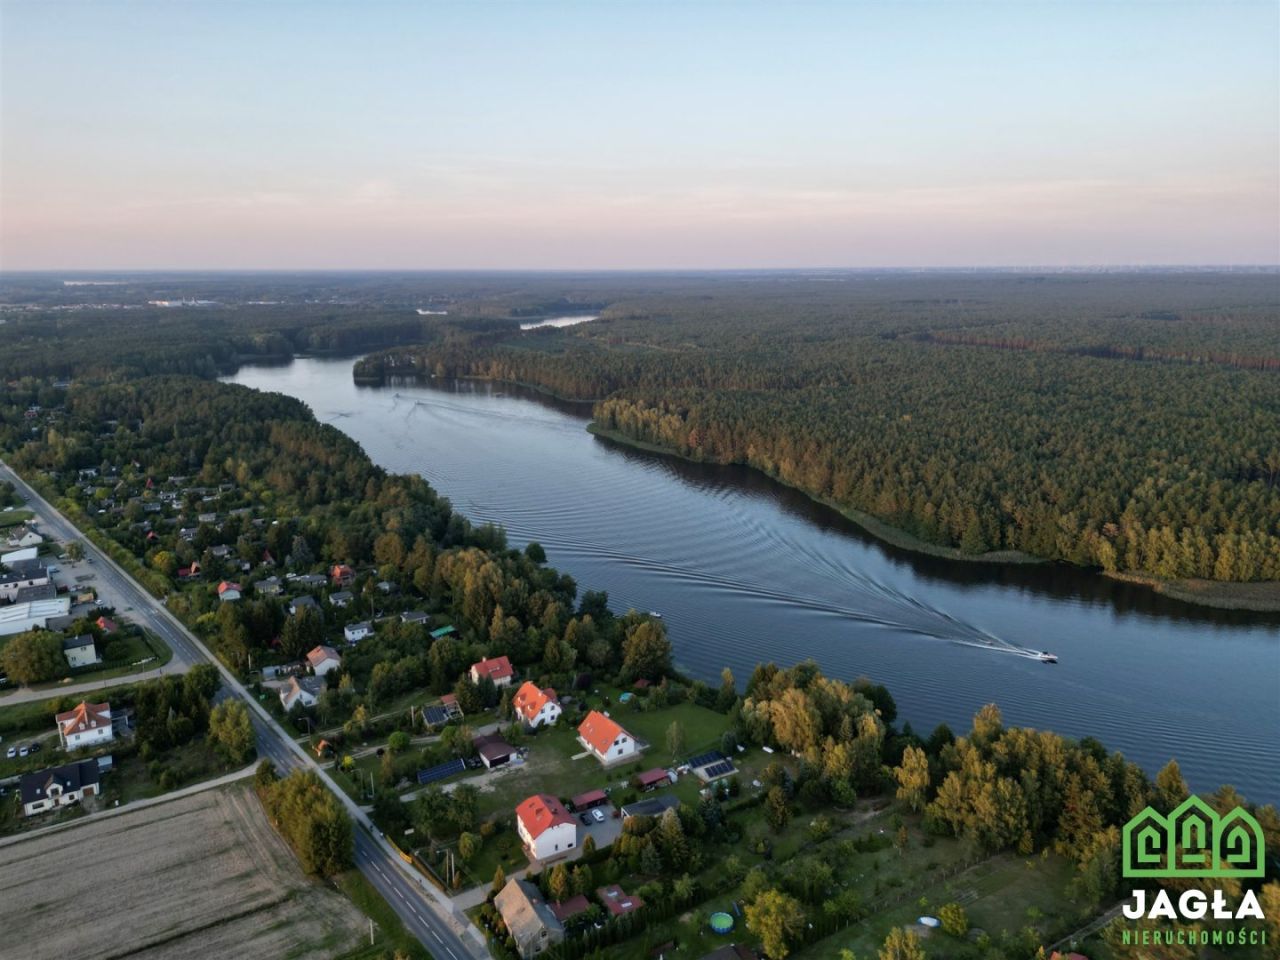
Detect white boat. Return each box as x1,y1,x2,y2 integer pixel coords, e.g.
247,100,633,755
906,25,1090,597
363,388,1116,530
1037,651,1059,664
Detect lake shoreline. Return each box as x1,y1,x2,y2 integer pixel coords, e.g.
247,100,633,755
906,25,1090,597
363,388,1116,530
585,422,1280,613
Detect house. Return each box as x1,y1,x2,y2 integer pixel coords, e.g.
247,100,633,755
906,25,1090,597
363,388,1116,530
635,767,671,791
56,701,114,750
577,711,637,766
1,546,38,565
331,563,355,587
376,580,397,595
63,634,100,668
216,581,242,602
329,590,353,608
469,655,514,687
279,676,324,711
306,645,342,678
0,560,50,602
209,544,231,559
21,760,102,817
15,583,57,603
177,560,202,580
95,616,117,634
515,794,577,861
4,526,42,549
257,576,283,597
494,878,564,958
620,795,680,820
569,789,609,812
548,894,591,924
343,621,372,644
400,610,429,625
513,681,562,729
474,733,515,769
288,595,319,616
596,884,644,918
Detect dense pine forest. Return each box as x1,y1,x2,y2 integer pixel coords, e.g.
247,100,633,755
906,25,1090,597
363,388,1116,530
352,273,1280,584
3,271,1277,585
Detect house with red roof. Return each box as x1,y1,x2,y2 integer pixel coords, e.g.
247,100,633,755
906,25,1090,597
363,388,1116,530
470,655,514,687
95,616,117,634
55,701,114,750
306,644,342,678
513,681,562,729
330,563,355,587
596,884,644,918
577,711,637,767
515,793,578,861
635,767,671,791
216,581,242,602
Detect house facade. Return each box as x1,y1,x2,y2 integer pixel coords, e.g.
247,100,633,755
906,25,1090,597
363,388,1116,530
515,794,578,861
56,701,114,750
513,681,562,729
306,644,342,677
343,621,372,644
21,760,101,817
63,634,100,668
494,878,565,958
577,711,637,766
469,655,514,687
279,676,323,711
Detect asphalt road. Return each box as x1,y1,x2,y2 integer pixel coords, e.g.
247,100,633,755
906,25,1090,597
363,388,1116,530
0,459,488,960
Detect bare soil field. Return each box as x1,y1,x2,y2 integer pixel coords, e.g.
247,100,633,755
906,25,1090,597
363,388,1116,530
0,785,366,960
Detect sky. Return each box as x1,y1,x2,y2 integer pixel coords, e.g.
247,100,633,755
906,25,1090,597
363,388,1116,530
2,0,1277,270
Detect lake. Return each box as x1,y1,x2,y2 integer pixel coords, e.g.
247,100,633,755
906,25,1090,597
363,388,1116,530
226,359,1280,802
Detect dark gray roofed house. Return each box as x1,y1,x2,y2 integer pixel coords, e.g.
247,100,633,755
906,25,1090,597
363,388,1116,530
289,595,320,616
15,583,57,603
20,759,102,817
620,795,681,820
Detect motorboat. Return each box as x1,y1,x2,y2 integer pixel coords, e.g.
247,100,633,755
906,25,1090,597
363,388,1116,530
1037,651,1059,664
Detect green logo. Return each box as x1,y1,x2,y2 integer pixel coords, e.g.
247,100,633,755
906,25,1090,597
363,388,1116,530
1122,797,1265,879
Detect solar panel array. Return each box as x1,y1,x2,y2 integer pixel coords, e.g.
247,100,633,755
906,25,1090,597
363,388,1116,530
416,758,466,785
702,760,735,779
687,750,724,769
422,705,450,726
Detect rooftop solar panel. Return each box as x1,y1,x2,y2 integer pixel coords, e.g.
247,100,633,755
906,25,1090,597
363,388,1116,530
416,758,466,785
702,760,735,778
687,750,725,768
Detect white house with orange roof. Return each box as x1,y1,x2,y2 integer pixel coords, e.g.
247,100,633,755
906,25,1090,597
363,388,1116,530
516,793,577,861
216,581,242,602
56,701,114,750
469,655,514,687
513,681,562,729
577,711,637,766
306,644,342,678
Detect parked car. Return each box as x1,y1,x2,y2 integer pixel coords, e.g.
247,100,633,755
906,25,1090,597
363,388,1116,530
5,746,15,759
18,746,28,758
591,808,606,823
579,813,591,826
28,742,41,753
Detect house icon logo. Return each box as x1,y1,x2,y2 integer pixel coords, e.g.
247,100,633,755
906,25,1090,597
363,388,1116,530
1122,797,1265,879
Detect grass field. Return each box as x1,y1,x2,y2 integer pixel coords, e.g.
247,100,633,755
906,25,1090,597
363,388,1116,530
0,784,368,960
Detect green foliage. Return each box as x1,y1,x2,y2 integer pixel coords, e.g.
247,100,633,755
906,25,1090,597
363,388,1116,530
370,274,1280,583
257,769,354,876
939,901,969,937
744,887,806,959
208,699,256,765
0,630,66,684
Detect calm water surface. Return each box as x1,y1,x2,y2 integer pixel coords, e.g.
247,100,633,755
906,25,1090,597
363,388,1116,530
227,359,1280,802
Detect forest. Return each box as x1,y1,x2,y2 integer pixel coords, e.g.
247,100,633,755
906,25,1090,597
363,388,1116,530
352,273,1280,584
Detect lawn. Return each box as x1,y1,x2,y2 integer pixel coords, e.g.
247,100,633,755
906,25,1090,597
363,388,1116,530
0,509,34,529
